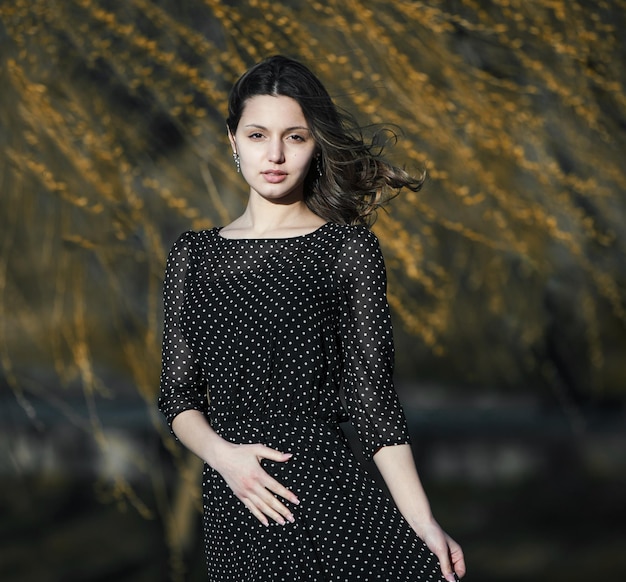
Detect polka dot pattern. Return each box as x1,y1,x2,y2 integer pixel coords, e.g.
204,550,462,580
158,223,446,581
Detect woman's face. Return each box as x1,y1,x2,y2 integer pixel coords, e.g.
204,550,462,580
229,95,317,204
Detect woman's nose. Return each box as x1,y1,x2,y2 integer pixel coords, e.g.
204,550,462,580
268,140,285,163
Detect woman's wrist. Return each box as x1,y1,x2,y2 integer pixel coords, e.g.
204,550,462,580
406,515,442,539
172,409,231,469
203,434,232,470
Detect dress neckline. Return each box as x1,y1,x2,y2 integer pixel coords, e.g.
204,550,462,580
215,222,331,242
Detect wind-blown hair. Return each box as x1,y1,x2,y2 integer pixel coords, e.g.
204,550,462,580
226,55,424,226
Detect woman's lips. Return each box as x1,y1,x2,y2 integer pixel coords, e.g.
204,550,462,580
262,170,287,184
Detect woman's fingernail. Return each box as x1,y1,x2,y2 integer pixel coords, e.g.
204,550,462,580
287,514,295,523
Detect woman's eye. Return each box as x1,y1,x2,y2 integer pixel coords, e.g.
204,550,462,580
288,134,305,142
248,132,264,139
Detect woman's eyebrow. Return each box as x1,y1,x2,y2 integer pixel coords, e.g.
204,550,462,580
243,124,311,132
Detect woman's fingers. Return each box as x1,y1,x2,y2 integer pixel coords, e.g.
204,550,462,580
246,487,296,526
253,445,301,506
260,470,301,507
447,535,466,578
242,498,269,527
219,443,300,525
249,453,299,523
429,536,455,582
417,522,465,581
254,444,294,463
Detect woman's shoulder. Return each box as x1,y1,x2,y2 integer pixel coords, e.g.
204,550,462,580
328,223,381,248
166,228,222,262
169,227,220,247
326,224,385,275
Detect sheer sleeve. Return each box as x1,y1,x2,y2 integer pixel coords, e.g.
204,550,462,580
157,231,208,429
335,227,411,459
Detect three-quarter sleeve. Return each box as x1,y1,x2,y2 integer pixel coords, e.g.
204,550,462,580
158,231,208,429
335,227,411,459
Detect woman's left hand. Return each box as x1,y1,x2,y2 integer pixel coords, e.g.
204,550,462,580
413,519,466,581
373,444,465,580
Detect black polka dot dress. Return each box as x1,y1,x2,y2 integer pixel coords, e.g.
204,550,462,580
158,223,445,581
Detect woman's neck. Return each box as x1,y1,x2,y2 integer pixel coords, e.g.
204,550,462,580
221,198,326,239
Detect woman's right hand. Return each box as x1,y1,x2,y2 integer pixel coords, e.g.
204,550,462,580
170,411,299,527
212,441,300,526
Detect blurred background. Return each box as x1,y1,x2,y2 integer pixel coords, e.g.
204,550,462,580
1,0,625,580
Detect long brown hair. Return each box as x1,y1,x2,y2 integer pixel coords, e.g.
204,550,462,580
227,55,424,226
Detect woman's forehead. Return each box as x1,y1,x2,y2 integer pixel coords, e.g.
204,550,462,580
239,95,308,126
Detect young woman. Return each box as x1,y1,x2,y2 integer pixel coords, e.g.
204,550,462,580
158,55,465,582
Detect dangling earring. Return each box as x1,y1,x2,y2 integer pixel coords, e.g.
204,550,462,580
233,152,241,173
316,155,323,177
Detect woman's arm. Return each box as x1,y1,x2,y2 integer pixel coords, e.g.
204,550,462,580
172,410,299,526
374,444,466,581
334,229,465,578
158,233,298,527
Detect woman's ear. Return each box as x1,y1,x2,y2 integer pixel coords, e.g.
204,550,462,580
227,128,237,154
